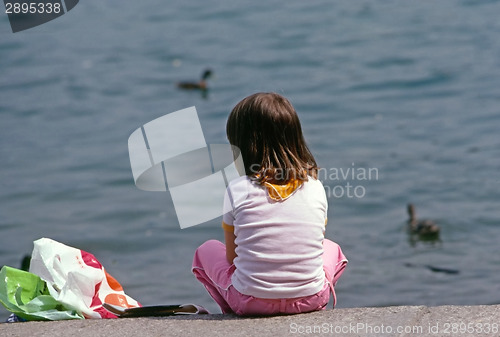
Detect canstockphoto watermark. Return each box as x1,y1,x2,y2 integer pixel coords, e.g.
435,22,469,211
128,107,379,229
248,162,379,199
318,163,379,199
290,322,424,334
3,0,80,33
289,321,499,335
128,107,247,229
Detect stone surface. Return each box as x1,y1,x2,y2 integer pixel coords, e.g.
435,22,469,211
1,304,499,337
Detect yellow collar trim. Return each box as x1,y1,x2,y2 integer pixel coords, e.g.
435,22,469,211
264,180,303,201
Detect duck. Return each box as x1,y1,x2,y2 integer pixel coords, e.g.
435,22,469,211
407,203,440,237
177,69,213,91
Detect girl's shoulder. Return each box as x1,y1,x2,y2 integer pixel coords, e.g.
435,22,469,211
226,175,257,196
227,175,252,188
301,177,327,202
304,176,325,189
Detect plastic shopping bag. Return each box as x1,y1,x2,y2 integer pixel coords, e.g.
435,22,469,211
0,266,83,321
29,238,141,319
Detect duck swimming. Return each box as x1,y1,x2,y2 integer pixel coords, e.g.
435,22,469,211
177,69,213,90
407,203,440,237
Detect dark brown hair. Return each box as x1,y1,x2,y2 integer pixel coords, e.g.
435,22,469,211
226,92,318,184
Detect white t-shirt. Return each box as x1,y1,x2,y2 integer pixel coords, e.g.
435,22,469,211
222,176,327,299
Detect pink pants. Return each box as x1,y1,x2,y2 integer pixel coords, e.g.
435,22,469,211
192,239,347,316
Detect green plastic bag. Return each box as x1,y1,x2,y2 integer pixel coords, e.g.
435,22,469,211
0,266,83,321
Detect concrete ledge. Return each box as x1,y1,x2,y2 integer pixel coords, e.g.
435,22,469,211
2,304,499,337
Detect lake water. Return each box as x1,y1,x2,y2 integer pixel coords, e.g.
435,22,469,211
1,0,500,317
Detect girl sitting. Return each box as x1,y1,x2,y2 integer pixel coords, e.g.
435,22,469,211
192,92,347,316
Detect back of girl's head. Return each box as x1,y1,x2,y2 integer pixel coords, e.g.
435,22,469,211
226,92,318,184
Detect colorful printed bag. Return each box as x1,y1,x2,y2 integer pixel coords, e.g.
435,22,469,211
27,238,141,319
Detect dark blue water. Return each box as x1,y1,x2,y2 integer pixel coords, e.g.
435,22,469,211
1,0,500,317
